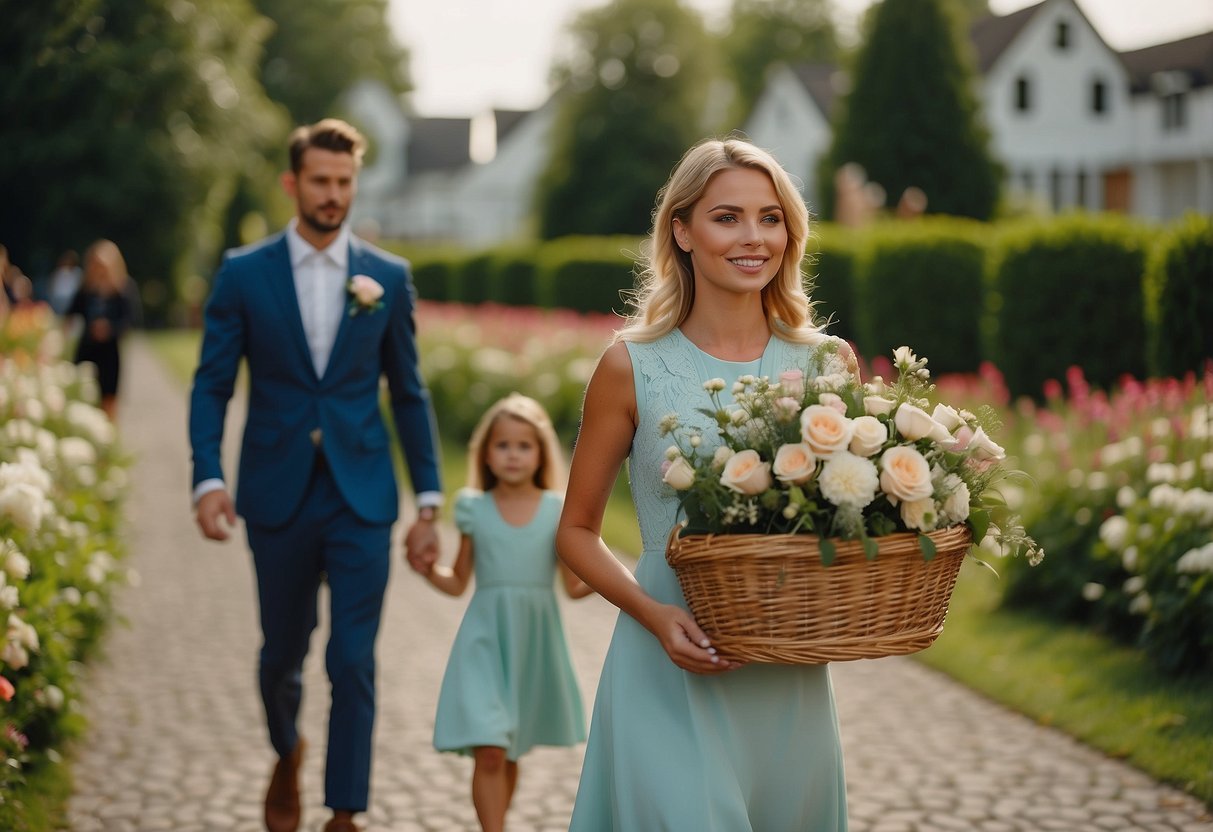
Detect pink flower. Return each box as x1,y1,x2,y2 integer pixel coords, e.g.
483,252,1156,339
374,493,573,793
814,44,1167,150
0,676,13,702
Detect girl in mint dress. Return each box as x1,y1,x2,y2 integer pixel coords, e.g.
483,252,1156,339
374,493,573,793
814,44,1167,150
557,138,851,830
423,393,593,832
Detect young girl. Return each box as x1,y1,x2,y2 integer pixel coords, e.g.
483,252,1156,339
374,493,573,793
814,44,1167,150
423,393,594,832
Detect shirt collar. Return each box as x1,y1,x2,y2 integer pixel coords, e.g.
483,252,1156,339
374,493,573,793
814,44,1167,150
286,218,350,271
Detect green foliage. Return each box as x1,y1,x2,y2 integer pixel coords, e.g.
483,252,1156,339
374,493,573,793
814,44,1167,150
805,226,860,343
1147,213,1213,378
457,251,496,306
250,0,410,124
992,215,1148,398
859,219,987,373
536,0,715,238
0,0,286,324
386,247,466,303
538,236,641,315
488,245,543,307
720,0,839,122
822,0,1001,220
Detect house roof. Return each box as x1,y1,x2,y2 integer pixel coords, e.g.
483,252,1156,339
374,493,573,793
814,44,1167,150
407,118,471,173
492,109,530,143
1120,30,1213,93
790,62,844,118
969,1,1043,73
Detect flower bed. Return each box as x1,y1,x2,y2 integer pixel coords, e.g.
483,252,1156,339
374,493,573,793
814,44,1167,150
0,305,132,822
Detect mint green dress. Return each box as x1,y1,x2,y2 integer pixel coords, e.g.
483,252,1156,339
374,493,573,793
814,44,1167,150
569,329,849,831
432,488,586,760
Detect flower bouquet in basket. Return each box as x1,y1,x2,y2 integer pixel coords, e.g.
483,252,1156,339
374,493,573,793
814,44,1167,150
661,343,1043,665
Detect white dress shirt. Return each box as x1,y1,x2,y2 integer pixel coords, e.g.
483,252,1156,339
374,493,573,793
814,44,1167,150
286,218,350,378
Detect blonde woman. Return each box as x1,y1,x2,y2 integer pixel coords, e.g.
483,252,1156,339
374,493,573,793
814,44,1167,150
67,239,137,420
557,137,856,829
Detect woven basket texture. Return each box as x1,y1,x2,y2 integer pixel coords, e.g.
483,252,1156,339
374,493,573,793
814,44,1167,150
665,525,971,665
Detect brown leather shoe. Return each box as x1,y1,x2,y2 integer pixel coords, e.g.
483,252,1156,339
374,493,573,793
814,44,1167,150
264,737,306,832
322,815,361,832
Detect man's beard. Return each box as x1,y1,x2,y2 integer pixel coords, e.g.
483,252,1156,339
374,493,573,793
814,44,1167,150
300,203,347,234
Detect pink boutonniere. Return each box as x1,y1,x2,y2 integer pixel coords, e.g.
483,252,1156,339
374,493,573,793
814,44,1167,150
347,275,385,316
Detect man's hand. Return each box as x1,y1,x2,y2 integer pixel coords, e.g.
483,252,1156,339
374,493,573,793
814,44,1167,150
404,518,439,574
196,489,237,541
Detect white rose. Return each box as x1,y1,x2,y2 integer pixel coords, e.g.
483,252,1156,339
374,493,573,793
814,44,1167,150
0,483,48,533
1098,515,1130,551
893,403,954,444
800,405,854,458
818,392,847,414
772,397,801,422
818,451,879,509
5,549,30,581
965,426,1006,461
711,446,735,470
931,403,966,432
900,497,938,531
2,641,29,670
348,274,384,306
849,416,888,457
719,449,773,495
864,395,896,416
879,445,933,503
58,436,97,467
939,475,971,524
662,457,696,490
772,443,817,485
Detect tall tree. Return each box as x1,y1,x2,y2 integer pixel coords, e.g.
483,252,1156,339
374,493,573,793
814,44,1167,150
0,0,286,321
722,0,840,120
251,0,410,124
821,0,1001,220
536,0,715,239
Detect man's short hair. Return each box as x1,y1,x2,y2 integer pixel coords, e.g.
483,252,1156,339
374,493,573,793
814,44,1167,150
288,118,367,173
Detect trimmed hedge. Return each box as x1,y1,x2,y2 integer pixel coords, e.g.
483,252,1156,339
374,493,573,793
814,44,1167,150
488,245,542,307
538,236,641,316
992,215,1148,398
806,227,861,344
858,219,987,374
1147,213,1213,378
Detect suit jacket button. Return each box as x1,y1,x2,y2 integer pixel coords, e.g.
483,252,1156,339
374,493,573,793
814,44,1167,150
310,428,323,447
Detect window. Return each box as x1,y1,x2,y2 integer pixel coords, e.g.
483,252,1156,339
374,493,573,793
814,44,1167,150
1163,93,1188,130
1049,169,1063,212
1091,80,1107,114
1015,77,1031,112
1076,170,1088,209
1056,21,1071,50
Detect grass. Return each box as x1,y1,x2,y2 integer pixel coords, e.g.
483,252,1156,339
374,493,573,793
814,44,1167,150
920,562,1213,807
144,329,1212,809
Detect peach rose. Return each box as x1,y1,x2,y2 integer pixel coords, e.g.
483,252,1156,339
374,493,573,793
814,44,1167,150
772,443,817,485
720,449,773,495
800,405,854,458
849,415,888,457
879,445,933,503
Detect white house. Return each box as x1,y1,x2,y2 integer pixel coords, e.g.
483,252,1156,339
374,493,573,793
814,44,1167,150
348,0,1212,246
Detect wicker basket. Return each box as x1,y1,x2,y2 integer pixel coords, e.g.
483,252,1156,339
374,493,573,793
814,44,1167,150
665,525,971,665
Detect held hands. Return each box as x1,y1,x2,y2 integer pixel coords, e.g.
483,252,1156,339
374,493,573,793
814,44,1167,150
195,490,237,541
648,603,743,675
404,517,439,574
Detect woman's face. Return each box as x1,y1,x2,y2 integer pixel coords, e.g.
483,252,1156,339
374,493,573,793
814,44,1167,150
672,166,788,299
87,251,112,290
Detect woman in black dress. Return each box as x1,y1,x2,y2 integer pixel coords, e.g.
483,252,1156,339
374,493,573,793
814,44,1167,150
67,240,136,420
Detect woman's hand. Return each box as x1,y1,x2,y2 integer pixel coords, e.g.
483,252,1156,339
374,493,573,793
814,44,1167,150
647,603,744,674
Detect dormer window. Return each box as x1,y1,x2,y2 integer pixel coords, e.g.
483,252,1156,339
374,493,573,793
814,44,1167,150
1055,20,1071,50
1015,76,1031,112
1091,79,1108,115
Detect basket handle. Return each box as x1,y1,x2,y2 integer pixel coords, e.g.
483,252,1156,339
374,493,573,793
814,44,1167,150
665,519,688,556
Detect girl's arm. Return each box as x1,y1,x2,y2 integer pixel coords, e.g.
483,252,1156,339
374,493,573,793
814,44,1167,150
556,343,739,674
423,534,474,596
558,560,595,599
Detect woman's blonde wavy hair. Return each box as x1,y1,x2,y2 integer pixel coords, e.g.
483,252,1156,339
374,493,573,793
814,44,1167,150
615,137,819,345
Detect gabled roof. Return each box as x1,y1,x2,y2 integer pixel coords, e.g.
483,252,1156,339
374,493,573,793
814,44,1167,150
969,1,1044,73
407,118,471,173
790,62,844,118
1120,30,1213,93
492,109,530,143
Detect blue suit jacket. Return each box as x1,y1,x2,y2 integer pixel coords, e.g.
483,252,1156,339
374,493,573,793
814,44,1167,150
188,232,441,528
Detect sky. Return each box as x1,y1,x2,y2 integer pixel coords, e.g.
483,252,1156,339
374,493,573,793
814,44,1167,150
387,0,1213,117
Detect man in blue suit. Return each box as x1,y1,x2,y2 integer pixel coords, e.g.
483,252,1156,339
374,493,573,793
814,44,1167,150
189,119,442,832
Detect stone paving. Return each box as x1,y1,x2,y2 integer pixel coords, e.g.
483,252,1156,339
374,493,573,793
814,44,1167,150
65,337,1213,832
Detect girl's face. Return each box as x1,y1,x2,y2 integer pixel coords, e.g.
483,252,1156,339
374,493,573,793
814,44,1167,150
672,167,787,299
485,415,543,488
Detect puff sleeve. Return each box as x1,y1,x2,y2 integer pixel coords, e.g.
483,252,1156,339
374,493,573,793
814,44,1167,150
453,488,480,535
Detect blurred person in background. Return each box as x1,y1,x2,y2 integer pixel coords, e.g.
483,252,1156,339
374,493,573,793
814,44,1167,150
66,239,138,420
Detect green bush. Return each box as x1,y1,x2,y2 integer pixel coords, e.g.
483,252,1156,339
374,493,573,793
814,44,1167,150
992,215,1148,398
406,252,465,303
457,251,496,306
489,245,542,307
539,236,642,315
858,219,988,374
1147,213,1213,378
806,226,860,344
